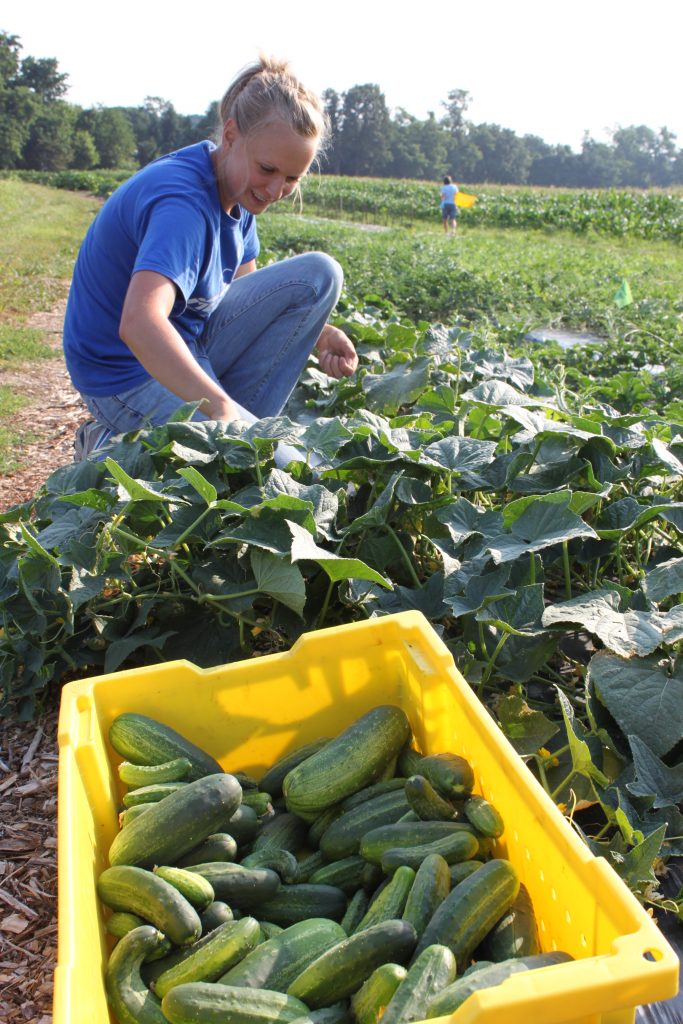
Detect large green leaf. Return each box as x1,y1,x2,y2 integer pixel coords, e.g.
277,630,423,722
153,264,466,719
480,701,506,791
642,556,683,603
104,458,172,504
542,590,663,658
588,652,683,757
461,380,550,408
486,493,597,564
596,497,683,539
626,736,683,809
420,436,498,475
251,549,306,616
361,358,431,415
496,694,559,756
287,520,392,588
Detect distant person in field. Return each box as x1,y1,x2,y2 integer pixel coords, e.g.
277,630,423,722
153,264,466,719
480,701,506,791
63,55,358,460
440,175,459,234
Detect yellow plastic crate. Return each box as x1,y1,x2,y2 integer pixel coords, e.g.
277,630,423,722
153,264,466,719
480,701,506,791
55,610,678,1024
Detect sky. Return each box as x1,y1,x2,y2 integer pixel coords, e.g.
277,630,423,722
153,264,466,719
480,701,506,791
3,0,682,152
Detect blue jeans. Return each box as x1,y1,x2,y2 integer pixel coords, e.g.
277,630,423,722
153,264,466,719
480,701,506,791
79,251,343,452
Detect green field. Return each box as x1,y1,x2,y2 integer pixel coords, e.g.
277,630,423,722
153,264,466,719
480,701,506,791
1,180,681,908
0,180,100,458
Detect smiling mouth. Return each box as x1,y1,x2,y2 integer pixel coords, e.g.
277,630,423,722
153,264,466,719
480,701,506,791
251,190,269,204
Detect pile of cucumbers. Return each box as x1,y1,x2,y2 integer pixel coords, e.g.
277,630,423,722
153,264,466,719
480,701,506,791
98,704,571,1024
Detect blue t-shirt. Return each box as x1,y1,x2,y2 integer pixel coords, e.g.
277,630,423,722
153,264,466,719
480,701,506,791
440,183,459,204
63,141,260,396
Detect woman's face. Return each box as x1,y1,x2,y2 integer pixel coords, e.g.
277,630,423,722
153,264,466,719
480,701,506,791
216,118,317,215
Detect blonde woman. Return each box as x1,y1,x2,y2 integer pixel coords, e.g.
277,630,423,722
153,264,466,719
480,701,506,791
64,56,358,458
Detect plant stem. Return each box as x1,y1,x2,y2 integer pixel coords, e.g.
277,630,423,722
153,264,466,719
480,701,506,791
173,507,212,549
550,769,576,802
478,631,510,696
562,541,572,600
317,579,336,630
385,525,421,587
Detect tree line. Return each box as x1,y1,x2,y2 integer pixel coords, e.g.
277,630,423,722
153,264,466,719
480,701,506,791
2,31,681,189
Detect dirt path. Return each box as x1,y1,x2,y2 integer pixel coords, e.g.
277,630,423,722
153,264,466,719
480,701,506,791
0,301,88,514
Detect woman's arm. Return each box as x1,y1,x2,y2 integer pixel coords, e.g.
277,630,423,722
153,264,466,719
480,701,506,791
119,270,238,421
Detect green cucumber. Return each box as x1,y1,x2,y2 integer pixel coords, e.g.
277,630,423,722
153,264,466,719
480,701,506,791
340,888,370,935
283,706,412,820
109,712,223,781
259,737,331,797
259,921,285,939
401,853,451,940
199,901,233,934
241,847,300,883
119,757,192,787
105,925,168,1024
218,917,347,991
350,963,407,1024
119,803,156,828
404,775,458,821
122,782,188,807
425,952,574,1016
176,833,238,868
320,789,411,861
396,746,423,778
381,944,456,1024
252,811,309,856
353,866,416,934
225,804,261,846
153,866,215,910
360,820,477,864
106,910,148,938
307,806,343,850
106,912,173,960
483,883,540,960
308,855,367,895
296,850,326,883
253,883,348,927
109,773,242,869
288,1008,353,1024
161,983,310,1024
464,794,505,838
287,919,417,1009
188,863,281,908
97,865,202,946
340,777,407,812
418,752,474,800
413,857,519,966
449,860,485,886
241,790,273,816
153,917,261,998
380,829,479,873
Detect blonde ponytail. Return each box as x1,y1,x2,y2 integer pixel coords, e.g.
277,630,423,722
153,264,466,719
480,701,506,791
218,54,328,150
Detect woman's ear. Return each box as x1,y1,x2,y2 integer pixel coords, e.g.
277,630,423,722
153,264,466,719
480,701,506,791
222,118,239,148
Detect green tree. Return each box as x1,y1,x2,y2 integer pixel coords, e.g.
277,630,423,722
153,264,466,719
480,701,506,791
0,31,22,85
338,84,391,176
468,123,532,183
70,128,99,169
320,88,342,174
21,100,75,170
84,106,136,167
612,125,678,187
16,55,68,102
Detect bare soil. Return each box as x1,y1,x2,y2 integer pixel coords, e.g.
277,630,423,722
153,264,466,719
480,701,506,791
0,301,83,1021
0,301,88,514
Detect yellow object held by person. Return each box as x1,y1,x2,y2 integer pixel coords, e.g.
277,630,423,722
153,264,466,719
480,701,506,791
455,192,477,208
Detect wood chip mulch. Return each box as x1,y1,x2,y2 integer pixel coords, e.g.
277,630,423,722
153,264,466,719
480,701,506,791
0,702,59,1024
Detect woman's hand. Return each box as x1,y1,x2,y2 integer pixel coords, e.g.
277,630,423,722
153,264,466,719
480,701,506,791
316,324,358,379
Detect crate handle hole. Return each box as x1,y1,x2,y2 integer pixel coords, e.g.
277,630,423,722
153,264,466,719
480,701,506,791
643,948,664,963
